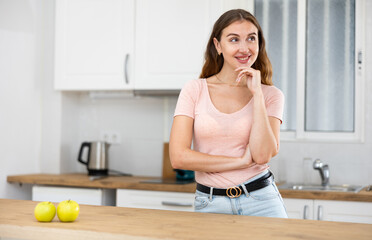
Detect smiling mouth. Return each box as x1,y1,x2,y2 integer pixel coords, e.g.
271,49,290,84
236,55,250,62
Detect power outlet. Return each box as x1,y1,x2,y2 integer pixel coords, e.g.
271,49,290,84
100,131,121,145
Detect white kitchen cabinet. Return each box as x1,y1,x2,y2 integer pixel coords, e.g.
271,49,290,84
134,0,252,90
133,0,223,90
283,198,372,224
314,200,372,224
116,189,195,212
32,185,116,206
283,198,314,220
54,0,135,90
54,0,251,91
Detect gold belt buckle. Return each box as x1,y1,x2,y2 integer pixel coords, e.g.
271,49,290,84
226,186,242,198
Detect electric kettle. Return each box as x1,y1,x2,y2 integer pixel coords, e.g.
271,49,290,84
78,141,110,176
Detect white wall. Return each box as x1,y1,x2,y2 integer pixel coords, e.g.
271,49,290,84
0,0,371,200
0,0,59,199
0,0,47,199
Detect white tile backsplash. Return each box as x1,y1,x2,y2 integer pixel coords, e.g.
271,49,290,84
60,93,173,177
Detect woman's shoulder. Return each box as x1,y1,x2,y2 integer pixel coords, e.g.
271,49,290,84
181,78,205,91
261,84,283,95
261,84,284,100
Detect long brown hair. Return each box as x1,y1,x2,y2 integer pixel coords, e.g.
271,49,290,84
199,9,273,85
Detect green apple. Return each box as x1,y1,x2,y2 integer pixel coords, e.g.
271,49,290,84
34,201,56,222
57,200,80,222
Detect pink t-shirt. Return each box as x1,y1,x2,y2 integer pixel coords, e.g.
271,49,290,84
174,79,284,188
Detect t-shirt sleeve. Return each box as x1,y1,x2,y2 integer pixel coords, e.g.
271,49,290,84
265,87,285,124
174,79,200,119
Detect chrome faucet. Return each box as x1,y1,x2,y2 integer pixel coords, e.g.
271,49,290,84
313,159,330,186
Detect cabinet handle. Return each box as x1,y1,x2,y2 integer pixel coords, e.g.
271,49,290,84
303,205,309,219
358,50,363,72
161,201,193,207
358,51,362,64
124,53,129,84
317,205,323,220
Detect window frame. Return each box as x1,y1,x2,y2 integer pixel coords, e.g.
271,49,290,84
251,0,366,143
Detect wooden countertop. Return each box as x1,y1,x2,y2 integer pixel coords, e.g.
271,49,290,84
7,173,196,193
279,187,372,202
7,173,372,202
1,198,371,240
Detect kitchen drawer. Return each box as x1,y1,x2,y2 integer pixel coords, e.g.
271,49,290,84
32,185,115,206
116,189,195,212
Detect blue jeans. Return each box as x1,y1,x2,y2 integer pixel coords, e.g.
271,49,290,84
194,171,288,218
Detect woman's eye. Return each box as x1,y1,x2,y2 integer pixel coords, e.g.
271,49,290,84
248,36,256,41
230,38,239,42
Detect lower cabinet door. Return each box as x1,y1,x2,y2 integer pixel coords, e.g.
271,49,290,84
283,198,314,220
314,200,372,224
32,185,116,206
284,198,372,224
116,189,195,212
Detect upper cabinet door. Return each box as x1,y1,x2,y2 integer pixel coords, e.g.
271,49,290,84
54,0,134,90
134,0,225,90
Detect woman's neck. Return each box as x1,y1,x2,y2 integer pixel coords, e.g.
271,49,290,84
216,66,240,85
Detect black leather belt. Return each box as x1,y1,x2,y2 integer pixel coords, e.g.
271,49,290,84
196,171,274,198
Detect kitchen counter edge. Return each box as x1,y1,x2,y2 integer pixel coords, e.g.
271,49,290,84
7,173,372,202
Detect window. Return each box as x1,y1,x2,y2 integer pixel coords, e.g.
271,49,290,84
254,0,365,142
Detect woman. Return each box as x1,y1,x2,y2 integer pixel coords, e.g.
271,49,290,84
169,9,287,218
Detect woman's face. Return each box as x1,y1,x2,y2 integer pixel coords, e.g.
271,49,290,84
214,20,259,70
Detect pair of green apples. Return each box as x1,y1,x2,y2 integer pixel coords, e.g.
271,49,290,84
34,200,79,222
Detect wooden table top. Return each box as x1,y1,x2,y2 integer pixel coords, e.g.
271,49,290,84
1,198,371,240
7,173,372,202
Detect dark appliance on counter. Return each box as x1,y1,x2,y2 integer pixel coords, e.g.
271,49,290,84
174,169,195,181
140,169,195,185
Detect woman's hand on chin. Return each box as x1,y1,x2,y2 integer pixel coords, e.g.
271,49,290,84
235,67,263,96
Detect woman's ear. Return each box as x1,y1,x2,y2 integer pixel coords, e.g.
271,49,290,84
213,37,221,55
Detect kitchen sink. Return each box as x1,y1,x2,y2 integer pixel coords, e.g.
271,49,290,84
278,183,364,193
